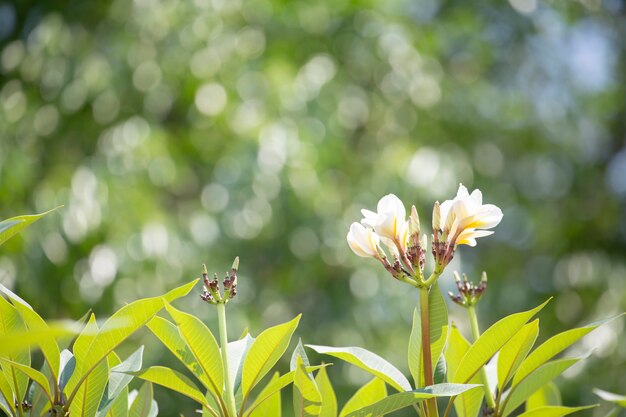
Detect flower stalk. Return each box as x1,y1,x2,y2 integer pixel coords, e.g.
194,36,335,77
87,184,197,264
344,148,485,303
217,302,237,417
420,286,439,417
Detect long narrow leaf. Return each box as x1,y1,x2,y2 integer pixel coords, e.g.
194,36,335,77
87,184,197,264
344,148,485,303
0,296,30,404
0,372,14,417
344,384,481,417
339,378,387,417
306,345,411,392
593,389,626,408
129,383,154,417
525,382,561,409
96,346,144,417
502,358,579,417
452,299,550,384
497,320,539,390
512,316,621,387
0,208,60,246
132,366,211,409
517,405,597,417
242,315,301,397
293,355,321,417
444,325,483,417
0,283,61,381
249,373,281,417
163,302,223,398
0,359,53,406
146,316,213,390
315,367,336,417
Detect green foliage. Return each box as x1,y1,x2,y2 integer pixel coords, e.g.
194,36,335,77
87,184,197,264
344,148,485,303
444,326,483,417
0,208,60,247
339,378,387,417
594,389,626,408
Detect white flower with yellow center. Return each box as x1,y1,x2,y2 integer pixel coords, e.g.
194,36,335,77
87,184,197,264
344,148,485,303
440,184,503,247
347,222,381,258
360,194,409,252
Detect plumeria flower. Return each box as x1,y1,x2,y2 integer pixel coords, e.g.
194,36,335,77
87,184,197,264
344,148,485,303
346,222,381,258
360,194,409,252
439,184,503,247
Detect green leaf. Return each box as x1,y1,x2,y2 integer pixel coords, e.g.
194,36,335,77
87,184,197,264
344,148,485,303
444,325,482,417
526,382,561,410
293,355,322,417
315,367,336,417
593,389,626,408
512,316,620,387
502,358,579,417
229,333,255,395
96,346,144,417
0,283,61,381
306,345,411,392
249,373,282,417
517,405,597,417
132,366,211,409
69,356,109,417
339,378,387,417
245,365,329,417
0,296,30,404
344,383,481,417
146,316,213,390
452,299,550,384
0,358,54,406
0,372,14,417
498,320,539,391
129,383,155,417
163,302,223,398
28,361,55,417
68,280,198,403
408,283,449,389
0,207,61,247
434,355,446,385
601,407,621,417
59,349,76,393
242,315,301,397
291,340,312,416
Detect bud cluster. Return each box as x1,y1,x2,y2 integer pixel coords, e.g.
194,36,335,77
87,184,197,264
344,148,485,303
201,257,239,305
448,271,487,307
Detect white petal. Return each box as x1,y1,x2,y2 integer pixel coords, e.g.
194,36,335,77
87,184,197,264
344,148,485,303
439,200,454,227
469,188,483,205
360,209,379,228
456,183,470,199
377,194,406,219
376,213,398,241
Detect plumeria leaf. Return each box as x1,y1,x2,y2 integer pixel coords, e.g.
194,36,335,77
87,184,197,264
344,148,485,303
0,372,14,417
69,355,109,417
0,207,61,247
0,283,61,381
293,355,322,417
129,382,156,417
0,358,54,406
444,326,483,417
0,296,30,404
593,389,626,408
59,349,76,393
516,405,597,417
28,361,55,417
291,340,312,415
434,355,446,385
96,346,144,417
66,280,199,404
498,320,539,391
146,316,213,390
242,315,301,397
409,283,449,388
131,366,211,409
163,301,223,399
249,373,282,417
343,384,481,417
501,358,580,417
339,378,387,417
307,345,411,392
229,333,255,395
244,365,328,417
512,315,622,387
452,299,550,384
525,382,561,410
315,367,337,417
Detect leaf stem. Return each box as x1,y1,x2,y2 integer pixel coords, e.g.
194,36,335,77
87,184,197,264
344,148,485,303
419,286,439,417
217,302,238,417
467,305,496,410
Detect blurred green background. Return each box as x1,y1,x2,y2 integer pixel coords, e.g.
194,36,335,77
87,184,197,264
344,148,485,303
1,0,625,415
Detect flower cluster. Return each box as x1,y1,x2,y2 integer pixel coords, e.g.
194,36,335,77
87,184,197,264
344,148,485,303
347,184,502,287
200,257,239,304
448,271,488,307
